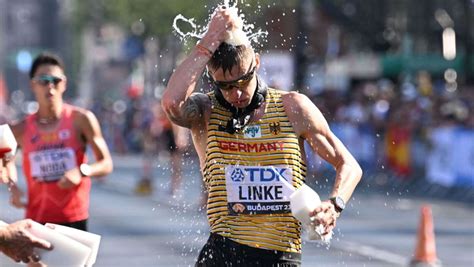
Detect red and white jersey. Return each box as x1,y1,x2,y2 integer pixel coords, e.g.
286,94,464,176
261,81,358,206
22,104,90,223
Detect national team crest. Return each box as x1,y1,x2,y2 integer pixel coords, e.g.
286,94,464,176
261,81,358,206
269,121,281,135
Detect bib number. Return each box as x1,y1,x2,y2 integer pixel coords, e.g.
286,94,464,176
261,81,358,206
29,148,77,182
225,165,293,215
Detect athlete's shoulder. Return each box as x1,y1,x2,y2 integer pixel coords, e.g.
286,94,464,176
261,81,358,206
67,104,88,115
280,90,306,99
69,105,95,119
70,106,99,131
280,90,312,111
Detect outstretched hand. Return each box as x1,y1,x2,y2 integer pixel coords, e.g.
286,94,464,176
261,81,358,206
0,219,52,263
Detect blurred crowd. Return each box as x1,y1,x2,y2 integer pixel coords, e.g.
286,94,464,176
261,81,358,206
306,76,473,187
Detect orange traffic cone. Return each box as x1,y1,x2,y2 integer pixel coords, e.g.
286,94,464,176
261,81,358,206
410,205,442,267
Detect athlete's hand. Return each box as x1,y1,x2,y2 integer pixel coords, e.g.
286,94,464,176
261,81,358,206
0,219,52,263
309,200,339,235
9,184,26,209
205,7,237,43
57,167,82,189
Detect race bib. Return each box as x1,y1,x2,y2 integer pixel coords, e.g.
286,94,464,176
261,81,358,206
29,148,77,182
225,165,293,215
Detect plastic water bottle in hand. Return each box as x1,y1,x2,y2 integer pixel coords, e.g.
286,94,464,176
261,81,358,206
0,124,17,159
46,223,101,267
289,184,333,242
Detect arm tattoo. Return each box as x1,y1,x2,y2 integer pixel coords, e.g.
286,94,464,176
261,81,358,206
168,94,205,128
183,97,202,121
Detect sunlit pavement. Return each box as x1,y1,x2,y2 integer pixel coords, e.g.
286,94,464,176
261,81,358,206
1,153,473,266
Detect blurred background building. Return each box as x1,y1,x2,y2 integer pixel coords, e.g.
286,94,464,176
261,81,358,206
0,0,472,196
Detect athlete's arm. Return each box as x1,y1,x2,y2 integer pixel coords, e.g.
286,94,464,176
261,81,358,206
77,110,113,177
161,7,234,129
284,92,362,233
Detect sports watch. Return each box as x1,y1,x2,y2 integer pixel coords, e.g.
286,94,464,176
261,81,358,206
329,196,346,213
79,163,92,177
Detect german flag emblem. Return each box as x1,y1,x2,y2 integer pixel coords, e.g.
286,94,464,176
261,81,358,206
269,121,281,135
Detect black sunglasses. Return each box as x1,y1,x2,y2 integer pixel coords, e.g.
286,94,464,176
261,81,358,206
32,75,65,86
208,65,256,91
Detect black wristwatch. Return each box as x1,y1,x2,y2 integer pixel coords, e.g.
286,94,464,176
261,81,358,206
330,196,346,213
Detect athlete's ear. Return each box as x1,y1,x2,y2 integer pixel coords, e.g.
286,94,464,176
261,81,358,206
61,77,68,93
255,53,260,71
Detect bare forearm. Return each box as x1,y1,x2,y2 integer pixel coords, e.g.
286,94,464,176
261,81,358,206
331,159,362,202
87,158,113,177
162,27,222,123
162,49,210,112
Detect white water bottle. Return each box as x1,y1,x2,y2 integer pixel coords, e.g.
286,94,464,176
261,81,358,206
27,221,92,267
0,124,17,159
46,223,101,267
289,184,332,241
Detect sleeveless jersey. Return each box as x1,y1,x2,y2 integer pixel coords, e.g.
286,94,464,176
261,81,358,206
22,104,90,223
204,88,307,253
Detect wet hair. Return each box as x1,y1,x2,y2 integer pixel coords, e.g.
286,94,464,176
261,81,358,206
208,43,253,77
29,52,65,79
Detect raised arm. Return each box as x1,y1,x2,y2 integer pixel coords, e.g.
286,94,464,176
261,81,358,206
161,7,235,128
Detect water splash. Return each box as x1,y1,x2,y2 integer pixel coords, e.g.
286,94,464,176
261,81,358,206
172,15,206,41
172,1,267,47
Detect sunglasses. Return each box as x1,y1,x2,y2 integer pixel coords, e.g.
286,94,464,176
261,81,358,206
208,65,256,91
32,75,65,86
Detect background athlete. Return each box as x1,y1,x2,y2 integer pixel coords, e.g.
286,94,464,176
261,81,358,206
4,52,113,239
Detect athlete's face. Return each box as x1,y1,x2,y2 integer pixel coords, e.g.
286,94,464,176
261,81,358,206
30,64,67,107
209,53,260,109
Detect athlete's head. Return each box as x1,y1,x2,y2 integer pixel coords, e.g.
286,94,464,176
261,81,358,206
29,52,67,106
29,52,65,79
207,43,260,109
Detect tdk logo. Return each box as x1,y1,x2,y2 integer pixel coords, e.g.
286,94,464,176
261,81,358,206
230,168,245,182
230,167,289,182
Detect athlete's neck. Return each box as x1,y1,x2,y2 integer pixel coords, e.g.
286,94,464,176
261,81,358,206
37,101,63,124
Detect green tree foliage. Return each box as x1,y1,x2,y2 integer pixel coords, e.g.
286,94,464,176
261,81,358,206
72,0,296,37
